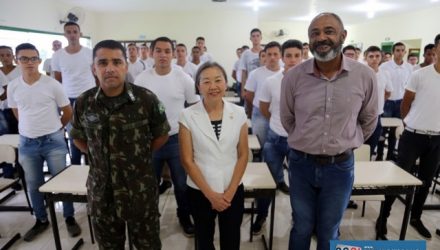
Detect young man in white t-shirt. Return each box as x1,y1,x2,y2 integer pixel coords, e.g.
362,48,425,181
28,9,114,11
7,43,81,242
42,40,62,77
127,43,146,81
240,28,263,99
245,41,282,146
51,22,95,165
252,39,304,234
376,42,413,161
364,46,393,157
175,43,198,79
139,42,155,68
134,36,200,237
376,34,440,240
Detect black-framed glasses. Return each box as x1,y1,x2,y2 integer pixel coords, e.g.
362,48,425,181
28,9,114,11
18,56,40,63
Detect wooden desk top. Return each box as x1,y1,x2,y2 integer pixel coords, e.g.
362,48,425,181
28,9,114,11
243,162,277,190
381,117,403,128
0,134,19,148
248,134,260,150
354,161,422,187
39,165,89,195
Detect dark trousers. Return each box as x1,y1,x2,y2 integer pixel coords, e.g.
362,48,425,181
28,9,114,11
381,130,440,220
365,116,382,158
68,98,82,164
188,184,244,250
377,100,401,160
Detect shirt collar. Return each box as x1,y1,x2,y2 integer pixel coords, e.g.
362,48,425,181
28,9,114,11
306,54,352,81
94,82,136,104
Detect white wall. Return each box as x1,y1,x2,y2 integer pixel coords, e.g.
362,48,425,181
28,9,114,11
348,6,440,51
94,10,258,80
258,20,309,44
0,0,97,38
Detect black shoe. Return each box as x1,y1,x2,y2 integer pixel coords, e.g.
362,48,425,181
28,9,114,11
436,228,440,236
277,182,289,195
375,216,388,237
159,180,172,194
179,216,195,237
410,219,431,239
23,219,49,242
65,216,81,237
252,215,266,235
347,200,358,209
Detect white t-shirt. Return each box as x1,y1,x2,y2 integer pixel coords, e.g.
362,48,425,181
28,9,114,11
376,69,393,115
259,71,288,137
1,66,21,110
43,58,53,76
239,50,260,76
244,66,281,108
175,61,198,80
404,64,440,132
7,74,70,138
128,59,146,80
189,52,213,65
141,58,155,68
134,68,200,135
379,60,413,100
233,59,242,83
0,71,8,110
51,47,95,98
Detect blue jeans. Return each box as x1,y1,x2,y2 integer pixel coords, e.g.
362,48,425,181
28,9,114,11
251,107,269,150
152,134,190,218
257,128,290,217
19,129,74,221
288,149,354,250
68,98,82,164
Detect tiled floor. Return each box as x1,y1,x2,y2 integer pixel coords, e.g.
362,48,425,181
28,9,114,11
1,176,440,250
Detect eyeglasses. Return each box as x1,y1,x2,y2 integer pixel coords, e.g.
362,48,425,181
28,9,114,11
18,56,40,63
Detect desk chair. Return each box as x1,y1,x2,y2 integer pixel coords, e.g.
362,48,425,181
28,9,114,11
0,144,32,213
353,144,385,217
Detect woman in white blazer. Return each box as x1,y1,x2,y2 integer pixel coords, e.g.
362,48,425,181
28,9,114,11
179,62,249,250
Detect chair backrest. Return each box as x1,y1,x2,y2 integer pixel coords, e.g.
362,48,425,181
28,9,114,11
354,144,371,161
0,144,16,164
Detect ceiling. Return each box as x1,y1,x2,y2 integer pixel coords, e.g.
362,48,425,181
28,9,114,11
60,0,440,25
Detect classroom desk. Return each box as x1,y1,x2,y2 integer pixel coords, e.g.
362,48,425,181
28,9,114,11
0,134,32,213
0,178,22,249
380,117,403,128
243,162,277,250
39,165,90,250
40,163,278,250
248,134,260,151
353,161,422,240
223,96,240,104
0,134,19,148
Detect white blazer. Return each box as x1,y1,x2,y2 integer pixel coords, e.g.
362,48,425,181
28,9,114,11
179,99,247,192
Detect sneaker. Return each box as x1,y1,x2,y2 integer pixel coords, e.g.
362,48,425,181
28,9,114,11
375,216,388,240
277,182,289,195
410,219,431,239
179,216,195,237
65,216,81,237
347,200,358,209
159,180,172,195
23,219,49,242
252,215,266,235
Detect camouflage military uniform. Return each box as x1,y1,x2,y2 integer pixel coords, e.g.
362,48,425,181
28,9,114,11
70,82,170,250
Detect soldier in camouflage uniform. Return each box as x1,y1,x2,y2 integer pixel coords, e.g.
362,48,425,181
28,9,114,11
70,40,170,250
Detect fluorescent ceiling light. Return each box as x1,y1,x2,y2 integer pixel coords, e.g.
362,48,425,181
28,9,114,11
244,0,269,12
347,0,395,13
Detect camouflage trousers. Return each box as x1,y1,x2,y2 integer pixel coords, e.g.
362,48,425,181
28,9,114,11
92,209,161,250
